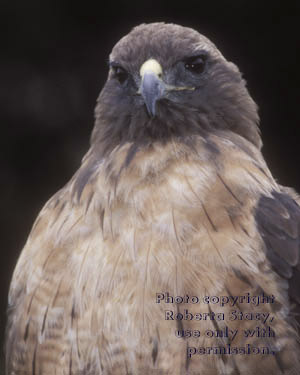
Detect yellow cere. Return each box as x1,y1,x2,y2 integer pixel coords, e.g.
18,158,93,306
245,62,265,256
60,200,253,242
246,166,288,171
140,59,163,78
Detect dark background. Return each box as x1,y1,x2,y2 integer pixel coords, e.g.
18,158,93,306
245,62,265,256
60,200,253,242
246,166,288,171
1,0,299,370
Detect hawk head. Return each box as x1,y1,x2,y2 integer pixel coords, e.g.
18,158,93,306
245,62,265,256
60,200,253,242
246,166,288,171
92,23,260,158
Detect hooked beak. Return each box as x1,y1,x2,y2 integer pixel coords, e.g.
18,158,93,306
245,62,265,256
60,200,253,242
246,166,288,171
139,59,165,117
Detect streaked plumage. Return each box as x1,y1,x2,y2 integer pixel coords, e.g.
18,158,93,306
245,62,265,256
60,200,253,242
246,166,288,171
5,23,300,374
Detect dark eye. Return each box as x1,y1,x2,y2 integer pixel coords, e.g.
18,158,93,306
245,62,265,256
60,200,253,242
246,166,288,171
112,65,128,84
184,55,206,74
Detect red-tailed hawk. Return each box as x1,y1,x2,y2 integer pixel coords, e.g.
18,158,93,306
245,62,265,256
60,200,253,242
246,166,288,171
5,23,300,374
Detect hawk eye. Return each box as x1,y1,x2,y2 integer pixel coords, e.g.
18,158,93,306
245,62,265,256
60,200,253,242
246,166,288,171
112,65,128,84
184,55,206,74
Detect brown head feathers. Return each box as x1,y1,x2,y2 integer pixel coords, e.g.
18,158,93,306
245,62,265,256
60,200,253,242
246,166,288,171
92,22,261,162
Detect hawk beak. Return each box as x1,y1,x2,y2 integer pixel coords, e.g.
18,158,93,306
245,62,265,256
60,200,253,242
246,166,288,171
139,59,165,117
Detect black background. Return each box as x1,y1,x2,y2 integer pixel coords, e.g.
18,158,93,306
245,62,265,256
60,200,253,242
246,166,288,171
1,0,299,369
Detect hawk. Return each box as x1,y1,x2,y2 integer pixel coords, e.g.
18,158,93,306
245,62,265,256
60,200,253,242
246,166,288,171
5,23,300,375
